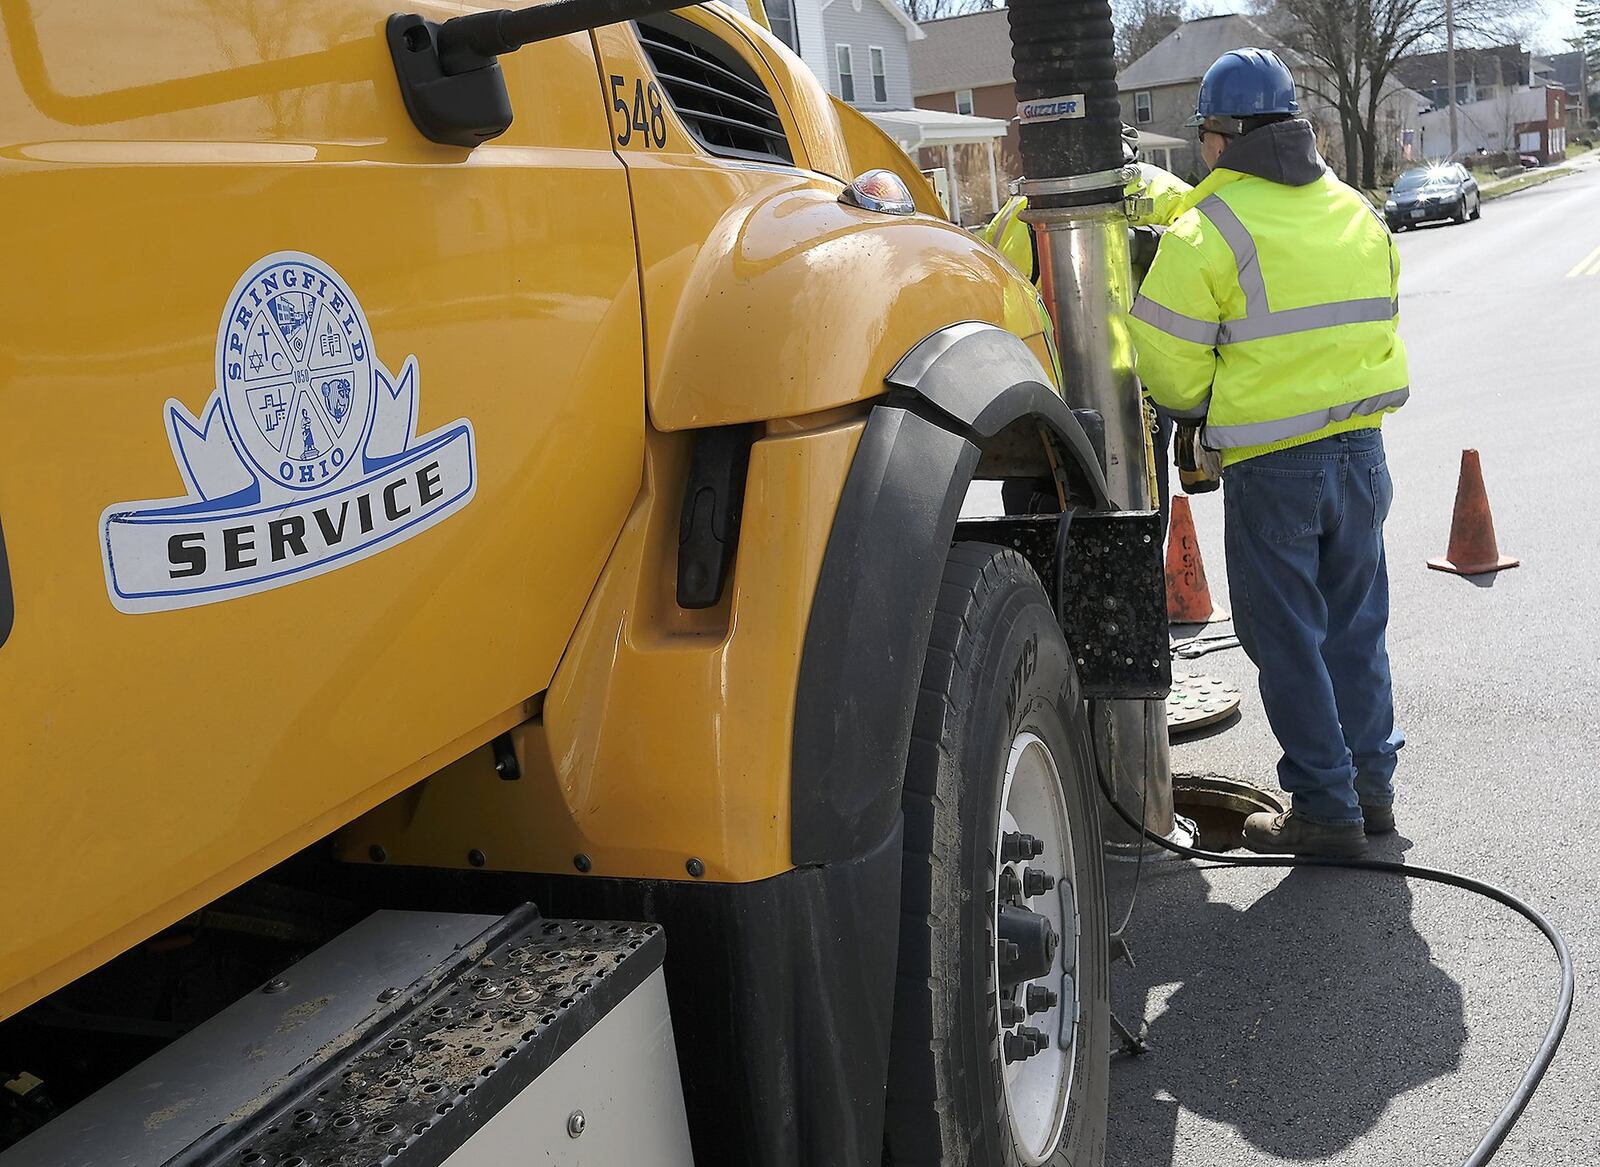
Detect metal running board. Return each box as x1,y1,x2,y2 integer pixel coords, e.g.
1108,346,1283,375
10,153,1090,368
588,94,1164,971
3,907,690,1167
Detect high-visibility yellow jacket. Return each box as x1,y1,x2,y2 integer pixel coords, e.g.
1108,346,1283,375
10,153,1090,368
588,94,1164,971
982,163,1193,282
1127,120,1408,466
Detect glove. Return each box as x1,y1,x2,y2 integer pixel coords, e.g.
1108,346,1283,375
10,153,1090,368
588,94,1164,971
1174,421,1221,494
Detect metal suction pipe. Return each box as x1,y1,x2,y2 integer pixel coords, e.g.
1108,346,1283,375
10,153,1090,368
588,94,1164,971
1005,0,1186,851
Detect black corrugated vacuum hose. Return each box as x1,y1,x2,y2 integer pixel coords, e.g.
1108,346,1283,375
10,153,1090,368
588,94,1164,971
1085,703,1573,1167
1006,0,1124,207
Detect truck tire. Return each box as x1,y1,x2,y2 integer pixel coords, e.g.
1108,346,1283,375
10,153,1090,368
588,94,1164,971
885,543,1109,1167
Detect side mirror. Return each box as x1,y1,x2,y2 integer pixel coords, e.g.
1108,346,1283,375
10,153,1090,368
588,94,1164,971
390,0,696,146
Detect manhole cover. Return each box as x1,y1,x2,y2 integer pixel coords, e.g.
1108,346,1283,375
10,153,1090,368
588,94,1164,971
1166,672,1240,734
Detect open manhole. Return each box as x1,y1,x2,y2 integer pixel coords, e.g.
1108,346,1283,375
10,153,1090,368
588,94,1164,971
1171,774,1286,852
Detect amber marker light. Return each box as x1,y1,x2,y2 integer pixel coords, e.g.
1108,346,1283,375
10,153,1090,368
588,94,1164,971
839,169,916,216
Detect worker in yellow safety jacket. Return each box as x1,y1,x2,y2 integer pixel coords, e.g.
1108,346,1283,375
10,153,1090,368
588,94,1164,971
1128,48,1408,858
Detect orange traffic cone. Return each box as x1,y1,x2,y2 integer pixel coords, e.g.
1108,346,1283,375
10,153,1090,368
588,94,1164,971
1427,449,1519,576
1166,495,1229,623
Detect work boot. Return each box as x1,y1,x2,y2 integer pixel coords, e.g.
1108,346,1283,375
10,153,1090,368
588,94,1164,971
1241,811,1366,857
1360,802,1396,835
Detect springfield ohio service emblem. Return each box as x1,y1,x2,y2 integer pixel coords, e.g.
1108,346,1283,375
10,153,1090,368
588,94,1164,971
99,252,476,613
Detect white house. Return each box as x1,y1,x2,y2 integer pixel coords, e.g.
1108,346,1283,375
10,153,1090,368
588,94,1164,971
723,0,1007,222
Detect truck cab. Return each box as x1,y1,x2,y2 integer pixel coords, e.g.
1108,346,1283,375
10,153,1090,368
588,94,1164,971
1,3,1138,1163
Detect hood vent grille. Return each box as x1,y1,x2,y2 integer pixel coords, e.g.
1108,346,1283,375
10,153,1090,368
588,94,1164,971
636,16,794,165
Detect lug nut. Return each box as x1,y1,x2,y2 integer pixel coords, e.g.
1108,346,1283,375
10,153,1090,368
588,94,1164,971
1026,984,1058,1014
1000,998,1025,1026
1023,867,1056,896
998,940,1020,966
1001,832,1045,863
998,868,1022,900
1005,1024,1048,1062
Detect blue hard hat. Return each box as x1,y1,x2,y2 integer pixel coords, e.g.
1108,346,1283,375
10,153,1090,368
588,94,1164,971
1189,48,1300,125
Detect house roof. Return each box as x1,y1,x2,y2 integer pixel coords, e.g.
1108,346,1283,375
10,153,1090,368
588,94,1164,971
819,0,926,42
1543,50,1585,95
1116,13,1284,91
866,106,1009,148
1137,129,1188,150
1392,44,1530,93
909,9,1015,96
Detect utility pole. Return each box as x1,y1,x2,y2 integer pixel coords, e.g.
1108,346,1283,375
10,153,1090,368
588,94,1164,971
1574,31,1587,129
1446,0,1458,156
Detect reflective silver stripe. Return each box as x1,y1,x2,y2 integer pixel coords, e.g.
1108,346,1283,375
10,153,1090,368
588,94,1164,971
1197,195,1267,315
1217,297,1398,344
990,199,1023,245
1130,294,1219,345
1197,193,1399,343
1160,398,1211,420
1203,387,1410,448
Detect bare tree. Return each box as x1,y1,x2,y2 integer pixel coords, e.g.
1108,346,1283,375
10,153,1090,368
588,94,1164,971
895,0,1001,24
1114,0,1193,66
1254,0,1526,187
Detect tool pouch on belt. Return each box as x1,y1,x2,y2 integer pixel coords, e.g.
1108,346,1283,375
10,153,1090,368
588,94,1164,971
1175,421,1221,494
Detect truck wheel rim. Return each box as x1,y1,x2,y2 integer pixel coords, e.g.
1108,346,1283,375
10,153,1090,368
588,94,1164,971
994,730,1079,1165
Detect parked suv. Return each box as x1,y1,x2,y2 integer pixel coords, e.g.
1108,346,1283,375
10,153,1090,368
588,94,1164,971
1384,164,1481,229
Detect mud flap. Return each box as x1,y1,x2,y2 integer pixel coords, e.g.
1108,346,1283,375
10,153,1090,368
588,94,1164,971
954,511,1171,700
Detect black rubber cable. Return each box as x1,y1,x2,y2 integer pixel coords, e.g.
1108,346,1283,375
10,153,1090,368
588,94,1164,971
1085,717,1575,1167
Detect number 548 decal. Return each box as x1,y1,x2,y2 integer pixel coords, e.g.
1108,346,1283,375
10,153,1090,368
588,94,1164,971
610,74,668,148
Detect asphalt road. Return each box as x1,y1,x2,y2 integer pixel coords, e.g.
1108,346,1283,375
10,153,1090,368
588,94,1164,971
1103,157,1600,1167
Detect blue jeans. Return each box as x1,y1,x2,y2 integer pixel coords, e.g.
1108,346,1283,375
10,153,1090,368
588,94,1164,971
1222,430,1404,824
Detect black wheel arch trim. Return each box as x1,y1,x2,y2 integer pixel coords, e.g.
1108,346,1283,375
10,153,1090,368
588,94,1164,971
885,320,1116,513
791,322,1113,867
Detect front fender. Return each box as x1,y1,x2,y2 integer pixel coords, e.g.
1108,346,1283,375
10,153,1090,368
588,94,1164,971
650,181,1049,430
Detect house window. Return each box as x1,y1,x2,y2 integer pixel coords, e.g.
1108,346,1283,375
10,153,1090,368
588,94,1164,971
955,88,974,116
870,46,887,103
1134,90,1152,124
766,0,798,52
836,44,855,103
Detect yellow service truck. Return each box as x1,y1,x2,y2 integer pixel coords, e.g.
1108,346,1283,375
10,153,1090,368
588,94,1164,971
0,1,1169,1163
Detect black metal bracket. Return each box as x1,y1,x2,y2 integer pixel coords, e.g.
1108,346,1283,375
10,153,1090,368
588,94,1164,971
387,14,514,148
491,732,521,780
955,511,1170,700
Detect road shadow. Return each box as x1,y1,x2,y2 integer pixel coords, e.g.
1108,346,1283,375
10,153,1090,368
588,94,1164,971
1105,845,1466,1165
